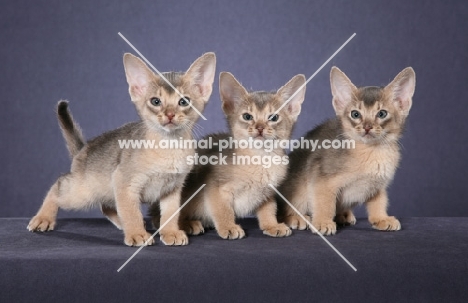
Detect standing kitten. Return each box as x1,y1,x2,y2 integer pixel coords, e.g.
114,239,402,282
279,66,415,235
27,52,216,246
164,72,306,239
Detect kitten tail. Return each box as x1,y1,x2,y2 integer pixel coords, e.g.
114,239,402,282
57,100,85,158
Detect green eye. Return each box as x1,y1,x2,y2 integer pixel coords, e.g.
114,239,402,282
268,114,279,122
150,97,161,106
242,113,253,121
377,110,388,119
179,97,190,107
350,110,361,119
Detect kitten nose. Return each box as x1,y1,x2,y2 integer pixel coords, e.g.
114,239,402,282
166,112,175,121
364,124,373,134
256,126,264,136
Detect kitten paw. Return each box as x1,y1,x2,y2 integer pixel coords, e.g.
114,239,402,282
284,215,311,230
182,220,205,236
263,223,292,237
335,211,356,226
312,220,337,236
27,216,56,232
217,225,245,240
370,216,401,231
160,230,189,246
124,231,155,246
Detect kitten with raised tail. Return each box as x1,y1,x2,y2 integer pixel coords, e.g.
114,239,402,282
279,66,415,235
27,52,216,246
160,72,306,239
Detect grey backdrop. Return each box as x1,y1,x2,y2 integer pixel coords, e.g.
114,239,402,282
1,0,467,218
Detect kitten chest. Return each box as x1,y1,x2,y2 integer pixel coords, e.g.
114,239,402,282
232,163,287,216
340,145,400,204
140,148,194,202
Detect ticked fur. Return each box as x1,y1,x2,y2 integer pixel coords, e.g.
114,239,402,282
279,66,416,235
27,52,216,246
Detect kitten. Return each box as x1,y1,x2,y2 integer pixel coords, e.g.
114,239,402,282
27,52,216,246
157,72,306,239
279,66,415,235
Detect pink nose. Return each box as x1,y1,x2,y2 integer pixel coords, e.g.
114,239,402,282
166,113,175,121
257,127,264,136
364,125,373,134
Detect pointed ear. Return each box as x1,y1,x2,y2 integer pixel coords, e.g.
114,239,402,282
219,72,248,115
185,52,216,103
330,67,357,114
123,53,155,101
277,74,306,118
386,67,416,114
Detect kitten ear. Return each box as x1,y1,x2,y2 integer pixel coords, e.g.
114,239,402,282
276,74,306,118
386,67,416,114
219,72,248,115
330,67,357,115
123,53,154,102
185,52,216,103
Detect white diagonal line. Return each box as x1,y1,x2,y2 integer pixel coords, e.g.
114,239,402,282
270,33,356,119
269,184,357,272
117,184,206,272
118,32,207,121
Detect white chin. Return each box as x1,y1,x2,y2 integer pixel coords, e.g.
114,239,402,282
163,125,178,132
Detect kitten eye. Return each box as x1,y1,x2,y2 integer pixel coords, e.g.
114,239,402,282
150,97,161,106
268,114,279,122
350,110,361,119
242,113,253,121
179,97,190,107
377,110,388,119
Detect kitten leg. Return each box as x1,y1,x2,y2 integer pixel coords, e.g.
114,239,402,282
101,204,122,230
366,189,401,231
27,182,59,232
113,171,154,247
310,181,337,236
159,187,189,246
335,209,357,226
280,184,311,230
206,186,245,240
28,173,101,232
257,197,291,237
178,197,205,236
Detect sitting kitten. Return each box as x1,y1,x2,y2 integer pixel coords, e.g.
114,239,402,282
157,72,306,239
279,66,415,235
27,52,216,246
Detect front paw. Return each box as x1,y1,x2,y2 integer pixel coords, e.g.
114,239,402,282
124,231,155,246
217,224,245,240
370,216,401,231
283,215,311,230
27,216,56,232
182,220,205,236
312,219,336,236
335,211,356,226
263,223,292,237
160,230,189,246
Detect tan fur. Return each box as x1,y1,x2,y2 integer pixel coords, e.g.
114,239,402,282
171,72,306,239
27,52,216,246
280,66,415,235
